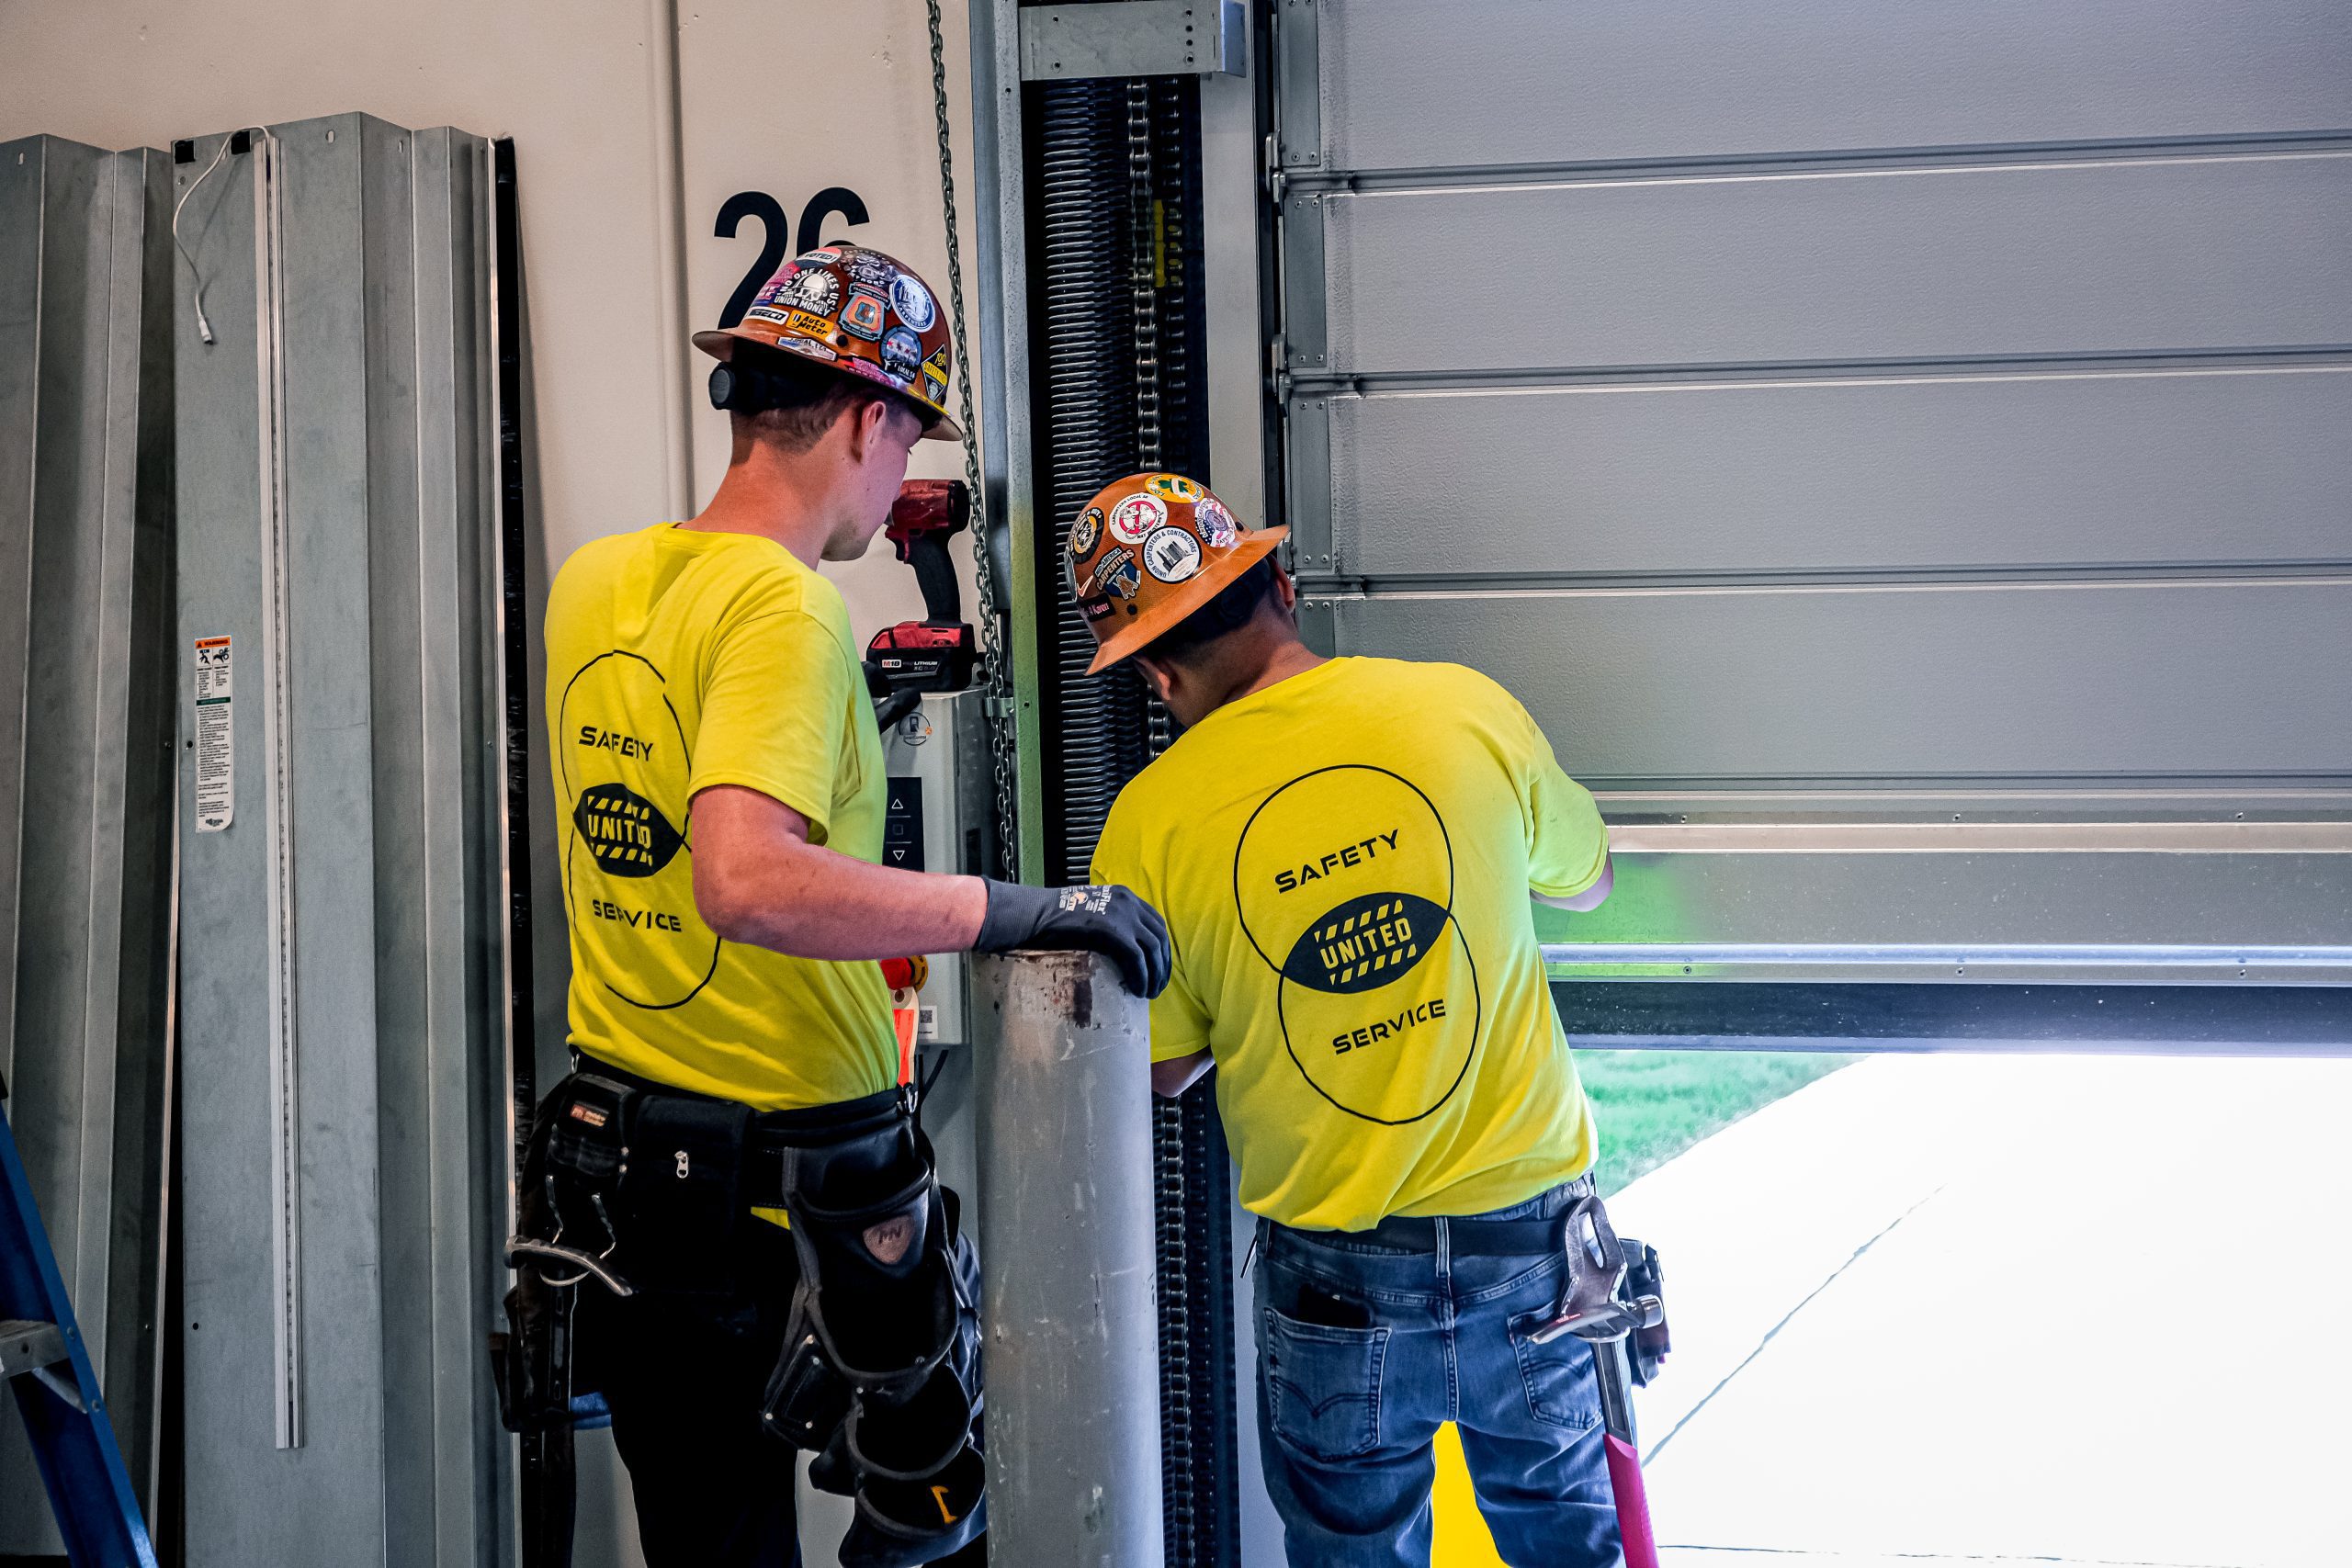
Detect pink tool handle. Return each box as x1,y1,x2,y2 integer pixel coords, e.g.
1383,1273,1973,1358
1604,1433,1659,1568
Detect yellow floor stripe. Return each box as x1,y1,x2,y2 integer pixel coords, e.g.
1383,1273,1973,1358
1430,1421,1509,1568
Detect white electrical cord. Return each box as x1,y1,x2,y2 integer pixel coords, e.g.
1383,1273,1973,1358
170,126,274,344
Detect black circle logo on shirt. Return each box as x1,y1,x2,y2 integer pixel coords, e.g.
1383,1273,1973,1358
558,649,721,1011
571,783,684,877
1233,765,1480,1125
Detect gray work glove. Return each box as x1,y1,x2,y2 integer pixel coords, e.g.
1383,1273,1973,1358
975,881,1172,998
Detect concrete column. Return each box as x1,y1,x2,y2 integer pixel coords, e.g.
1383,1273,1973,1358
972,951,1164,1566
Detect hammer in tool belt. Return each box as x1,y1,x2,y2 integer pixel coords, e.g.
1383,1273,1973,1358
1528,1191,1673,1568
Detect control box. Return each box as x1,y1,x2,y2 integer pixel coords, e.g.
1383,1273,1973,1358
880,691,995,1048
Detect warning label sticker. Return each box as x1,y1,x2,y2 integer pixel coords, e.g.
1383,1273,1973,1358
194,636,232,831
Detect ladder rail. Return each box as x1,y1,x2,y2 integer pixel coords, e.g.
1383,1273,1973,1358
0,1087,158,1568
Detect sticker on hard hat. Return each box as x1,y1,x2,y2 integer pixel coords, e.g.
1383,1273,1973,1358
841,294,886,340
1092,545,1141,599
744,306,791,328
784,308,836,340
881,327,923,383
1069,506,1102,558
1145,473,1202,503
923,372,946,402
780,267,840,313
777,338,838,363
1106,492,1165,545
572,783,685,878
798,247,842,265
1142,525,1203,583
1194,495,1238,548
889,274,936,331
844,251,898,290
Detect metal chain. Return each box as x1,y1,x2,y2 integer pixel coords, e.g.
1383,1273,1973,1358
1128,79,1163,470
1128,78,1176,761
927,0,1020,878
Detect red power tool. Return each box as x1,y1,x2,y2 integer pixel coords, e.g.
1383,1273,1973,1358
865,479,978,729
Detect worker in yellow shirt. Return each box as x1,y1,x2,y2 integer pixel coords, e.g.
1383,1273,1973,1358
1081,473,1618,1567
523,246,1169,1568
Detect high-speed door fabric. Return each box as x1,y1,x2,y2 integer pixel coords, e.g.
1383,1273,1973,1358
1273,1,2352,975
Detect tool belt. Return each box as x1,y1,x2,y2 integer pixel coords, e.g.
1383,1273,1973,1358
499,1062,988,1566
1292,1175,1672,1387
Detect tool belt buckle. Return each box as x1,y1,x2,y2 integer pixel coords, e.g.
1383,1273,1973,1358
1527,1192,1654,1347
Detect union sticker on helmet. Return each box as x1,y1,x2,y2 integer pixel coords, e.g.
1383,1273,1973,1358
1107,492,1165,545
1145,473,1202,503
1068,506,1102,558
1142,525,1204,583
841,293,886,341
881,326,923,383
777,338,838,362
889,274,936,331
786,270,841,314
1092,545,1142,600
1194,495,1238,548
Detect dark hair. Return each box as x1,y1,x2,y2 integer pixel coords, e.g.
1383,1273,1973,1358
726,348,927,453
1138,555,1282,664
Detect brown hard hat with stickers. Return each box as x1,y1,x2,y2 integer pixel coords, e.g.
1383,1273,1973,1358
692,243,963,441
1066,472,1288,674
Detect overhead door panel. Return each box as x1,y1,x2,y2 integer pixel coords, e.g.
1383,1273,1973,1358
1272,0,2352,1013
1315,0,2352,171
1326,368,2352,581
1320,153,2352,374
1331,581,2352,784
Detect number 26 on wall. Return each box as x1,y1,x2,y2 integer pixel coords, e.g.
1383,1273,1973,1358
714,187,871,328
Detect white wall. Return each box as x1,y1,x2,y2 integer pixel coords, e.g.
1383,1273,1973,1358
0,0,988,649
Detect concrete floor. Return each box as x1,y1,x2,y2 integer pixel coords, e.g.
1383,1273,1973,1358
1611,1052,2352,1568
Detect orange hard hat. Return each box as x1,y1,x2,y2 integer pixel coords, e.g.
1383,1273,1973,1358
692,243,963,441
1066,473,1288,674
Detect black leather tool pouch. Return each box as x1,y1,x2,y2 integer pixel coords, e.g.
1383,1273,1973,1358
542,1073,637,1196
618,1092,752,1297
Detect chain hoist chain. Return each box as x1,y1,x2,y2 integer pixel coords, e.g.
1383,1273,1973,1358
1127,79,1163,471
927,0,1020,877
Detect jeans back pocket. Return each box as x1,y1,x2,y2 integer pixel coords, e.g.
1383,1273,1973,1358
1507,1306,1602,1432
1262,1306,1388,1461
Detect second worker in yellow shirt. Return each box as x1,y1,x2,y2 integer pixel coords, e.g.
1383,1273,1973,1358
1081,472,1620,1568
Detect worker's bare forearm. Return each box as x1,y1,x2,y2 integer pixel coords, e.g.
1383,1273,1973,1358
692,784,989,958
1151,1048,1214,1098
1534,854,1613,913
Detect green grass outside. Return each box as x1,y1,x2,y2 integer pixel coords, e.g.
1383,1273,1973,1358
1577,1049,1860,1195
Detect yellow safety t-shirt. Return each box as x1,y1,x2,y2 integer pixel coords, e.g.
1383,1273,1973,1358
546,523,896,1111
1091,657,1610,1232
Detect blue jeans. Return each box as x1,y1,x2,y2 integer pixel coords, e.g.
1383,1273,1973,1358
1252,1182,1623,1568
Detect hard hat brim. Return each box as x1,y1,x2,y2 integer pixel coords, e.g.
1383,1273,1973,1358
1084,528,1289,675
693,325,966,443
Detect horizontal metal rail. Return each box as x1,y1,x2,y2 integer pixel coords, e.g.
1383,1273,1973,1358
1545,942,2352,970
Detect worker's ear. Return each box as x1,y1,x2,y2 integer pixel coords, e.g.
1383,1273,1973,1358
844,396,890,463
1132,651,1179,707
1270,560,1300,616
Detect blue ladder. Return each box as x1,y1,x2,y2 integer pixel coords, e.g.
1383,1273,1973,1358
0,1074,156,1568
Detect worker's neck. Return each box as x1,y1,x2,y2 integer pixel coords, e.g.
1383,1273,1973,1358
684,441,838,567
1188,625,1326,722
